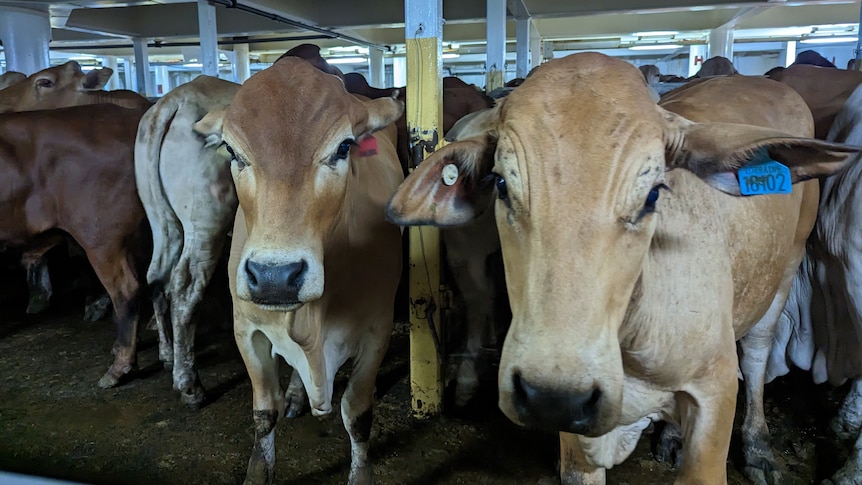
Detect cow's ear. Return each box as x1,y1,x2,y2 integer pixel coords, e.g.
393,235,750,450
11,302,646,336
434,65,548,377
446,105,500,141
386,136,496,227
357,97,403,136
193,108,227,148
81,67,113,90
663,109,861,196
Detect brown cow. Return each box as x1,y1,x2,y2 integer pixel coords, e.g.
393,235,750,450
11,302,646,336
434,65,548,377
386,53,858,484
0,60,152,320
194,57,404,485
768,64,862,139
0,103,148,389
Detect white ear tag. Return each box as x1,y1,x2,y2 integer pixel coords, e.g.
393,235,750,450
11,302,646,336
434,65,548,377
442,163,459,186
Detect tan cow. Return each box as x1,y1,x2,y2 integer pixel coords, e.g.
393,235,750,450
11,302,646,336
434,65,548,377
134,75,240,408
0,71,25,90
386,52,859,484
768,64,862,139
194,58,404,484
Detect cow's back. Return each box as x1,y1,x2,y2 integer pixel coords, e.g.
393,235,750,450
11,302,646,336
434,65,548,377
0,104,146,244
769,64,862,139
657,75,819,333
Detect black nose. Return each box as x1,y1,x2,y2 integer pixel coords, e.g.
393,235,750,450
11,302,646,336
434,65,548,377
245,259,307,305
511,370,601,434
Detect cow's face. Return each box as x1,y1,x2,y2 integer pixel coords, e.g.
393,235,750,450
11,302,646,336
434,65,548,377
0,61,113,113
386,52,857,437
196,58,401,313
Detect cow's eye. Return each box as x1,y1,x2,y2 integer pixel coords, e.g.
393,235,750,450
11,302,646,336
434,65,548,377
643,183,669,214
495,175,508,202
35,78,54,88
331,139,355,163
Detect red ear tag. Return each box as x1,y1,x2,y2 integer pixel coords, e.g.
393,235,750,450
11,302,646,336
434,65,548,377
357,135,379,157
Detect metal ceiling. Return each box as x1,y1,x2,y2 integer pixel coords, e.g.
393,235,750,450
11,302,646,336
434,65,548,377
0,0,858,62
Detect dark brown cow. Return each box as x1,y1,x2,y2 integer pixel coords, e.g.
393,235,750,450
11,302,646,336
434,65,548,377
0,61,152,319
0,103,148,389
768,64,862,139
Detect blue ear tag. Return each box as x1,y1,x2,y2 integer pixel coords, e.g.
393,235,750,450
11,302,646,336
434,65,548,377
737,150,792,196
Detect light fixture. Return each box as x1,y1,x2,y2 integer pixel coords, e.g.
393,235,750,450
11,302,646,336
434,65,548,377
800,36,857,44
326,57,367,64
183,62,203,68
442,53,460,59
629,44,683,51
634,31,679,37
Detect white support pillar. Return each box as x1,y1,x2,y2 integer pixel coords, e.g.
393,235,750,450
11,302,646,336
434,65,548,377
132,37,154,96
369,48,385,88
123,57,134,91
197,0,219,77
542,41,554,61
393,56,407,87
486,0,506,90
154,65,170,96
708,25,734,60
529,27,542,73
234,43,251,83
103,56,120,91
515,17,530,79
0,6,50,75
688,44,708,77
784,40,797,67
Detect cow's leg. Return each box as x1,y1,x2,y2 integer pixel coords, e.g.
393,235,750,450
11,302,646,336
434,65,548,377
166,244,223,409
20,233,65,314
151,281,174,368
557,432,606,485
444,235,495,408
87,246,141,389
23,255,52,314
285,369,308,418
236,327,282,485
654,421,684,468
341,336,390,485
674,356,737,485
738,290,789,485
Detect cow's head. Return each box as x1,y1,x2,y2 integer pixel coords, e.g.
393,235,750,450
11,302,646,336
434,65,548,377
386,52,858,437
0,61,113,113
194,57,402,312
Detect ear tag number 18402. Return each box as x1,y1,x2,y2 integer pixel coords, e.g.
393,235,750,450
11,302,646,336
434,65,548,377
737,157,792,196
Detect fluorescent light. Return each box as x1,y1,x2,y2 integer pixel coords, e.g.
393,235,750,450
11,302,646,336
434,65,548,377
634,31,679,37
800,36,857,44
442,53,460,59
629,44,683,51
326,57,367,64
183,62,203,68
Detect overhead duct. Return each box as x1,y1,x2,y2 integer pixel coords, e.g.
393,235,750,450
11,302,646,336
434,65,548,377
206,0,391,52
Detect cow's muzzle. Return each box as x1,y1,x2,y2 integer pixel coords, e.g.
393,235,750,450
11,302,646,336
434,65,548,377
510,370,603,436
245,258,307,308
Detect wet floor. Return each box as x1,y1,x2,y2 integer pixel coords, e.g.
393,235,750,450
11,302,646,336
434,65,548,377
0,278,857,485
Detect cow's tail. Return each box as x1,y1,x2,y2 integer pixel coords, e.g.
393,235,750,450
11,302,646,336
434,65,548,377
134,93,184,292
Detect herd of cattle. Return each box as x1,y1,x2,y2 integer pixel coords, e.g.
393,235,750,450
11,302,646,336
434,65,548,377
3,43,862,484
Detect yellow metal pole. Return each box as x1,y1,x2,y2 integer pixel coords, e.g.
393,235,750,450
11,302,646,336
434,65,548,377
405,0,444,419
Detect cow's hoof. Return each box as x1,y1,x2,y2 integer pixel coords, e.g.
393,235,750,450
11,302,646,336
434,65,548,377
181,386,207,410
26,296,49,315
97,363,135,389
744,458,782,485
348,465,374,485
